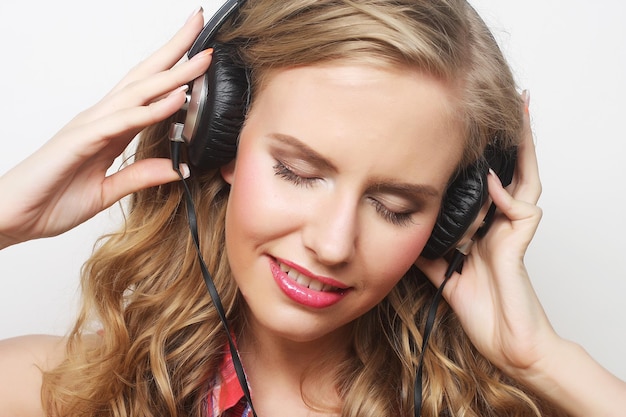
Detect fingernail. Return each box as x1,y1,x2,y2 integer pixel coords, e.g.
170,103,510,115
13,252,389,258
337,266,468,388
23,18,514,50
191,48,213,61
179,163,191,179
488,168,503,186
168,84,189,98
186,6,203,24
522,89,531,114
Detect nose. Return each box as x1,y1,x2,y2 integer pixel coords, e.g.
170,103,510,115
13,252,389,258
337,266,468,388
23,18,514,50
302,192,359,266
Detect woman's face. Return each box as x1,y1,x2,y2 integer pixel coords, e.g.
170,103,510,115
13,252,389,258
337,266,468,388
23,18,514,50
222,64,463,346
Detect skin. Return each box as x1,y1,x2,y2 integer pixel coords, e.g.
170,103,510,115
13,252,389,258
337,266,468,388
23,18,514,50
0,8,625,417
220,64,463,415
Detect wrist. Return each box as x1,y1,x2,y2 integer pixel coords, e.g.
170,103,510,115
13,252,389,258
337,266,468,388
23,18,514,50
514,338,626,417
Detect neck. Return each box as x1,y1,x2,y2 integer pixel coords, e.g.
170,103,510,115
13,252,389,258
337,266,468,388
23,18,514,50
237,314,352,416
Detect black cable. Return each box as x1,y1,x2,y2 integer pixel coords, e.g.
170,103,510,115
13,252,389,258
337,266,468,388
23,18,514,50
414,250,466,417
170,139,258,417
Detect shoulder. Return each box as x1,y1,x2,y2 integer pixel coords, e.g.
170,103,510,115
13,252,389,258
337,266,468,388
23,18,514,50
0,334,67,417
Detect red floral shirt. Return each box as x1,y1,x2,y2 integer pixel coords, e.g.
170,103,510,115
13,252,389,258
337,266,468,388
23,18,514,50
207,350,252,417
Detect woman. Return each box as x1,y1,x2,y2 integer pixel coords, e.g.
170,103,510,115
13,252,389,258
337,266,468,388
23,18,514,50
0,1,624,416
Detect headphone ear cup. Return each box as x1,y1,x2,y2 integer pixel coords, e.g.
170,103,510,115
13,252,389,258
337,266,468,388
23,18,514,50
421,144,517,259
186,43,250,170
421,161,489,259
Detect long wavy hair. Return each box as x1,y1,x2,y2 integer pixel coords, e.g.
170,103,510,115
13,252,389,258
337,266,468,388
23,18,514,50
42,1,566,416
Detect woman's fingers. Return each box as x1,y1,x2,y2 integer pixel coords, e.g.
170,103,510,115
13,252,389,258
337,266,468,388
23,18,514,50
71,9,210,129
487,170,543,239
76,48,213,129
110,8,206,94
109,48,213,109
45,85,190,163
487,92,543,234
101,158,188,209
509,91,541,205
414,255,457,291
49,43,212,160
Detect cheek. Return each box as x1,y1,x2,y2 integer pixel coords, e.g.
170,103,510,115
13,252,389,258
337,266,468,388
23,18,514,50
225,155,268,246
361,222,435,291
224,147,296,258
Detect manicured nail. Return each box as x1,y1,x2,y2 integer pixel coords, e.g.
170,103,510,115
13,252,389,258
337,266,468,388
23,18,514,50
191,48,213,61
522,89,531,114
179,163,191,179
489,168,502,185
186,6,203,23
488,168,502,186
168,84,189,98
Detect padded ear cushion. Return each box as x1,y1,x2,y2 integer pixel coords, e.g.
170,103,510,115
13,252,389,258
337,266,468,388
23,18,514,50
421,161,489,259
421,144,517,259
485,144,516,188
187,42,250,170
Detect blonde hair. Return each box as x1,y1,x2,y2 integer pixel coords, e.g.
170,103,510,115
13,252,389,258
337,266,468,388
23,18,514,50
43,1,565,416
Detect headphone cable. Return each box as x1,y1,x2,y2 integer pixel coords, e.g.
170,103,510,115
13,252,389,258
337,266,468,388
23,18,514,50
414,250,465,417
170,132,259,417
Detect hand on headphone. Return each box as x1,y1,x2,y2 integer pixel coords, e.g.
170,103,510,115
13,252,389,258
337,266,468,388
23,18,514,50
414,92,559,381
0,10,210,250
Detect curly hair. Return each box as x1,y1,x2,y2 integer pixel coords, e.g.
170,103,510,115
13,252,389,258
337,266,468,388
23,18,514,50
42,1,566,416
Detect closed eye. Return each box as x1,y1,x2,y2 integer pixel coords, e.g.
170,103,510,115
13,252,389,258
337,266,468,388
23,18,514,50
368,198,415,227
273,160,320,188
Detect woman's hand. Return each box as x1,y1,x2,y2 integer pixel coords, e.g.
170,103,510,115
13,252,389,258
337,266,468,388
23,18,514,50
415,92,559,377
0,9,211,250
417,92,626,416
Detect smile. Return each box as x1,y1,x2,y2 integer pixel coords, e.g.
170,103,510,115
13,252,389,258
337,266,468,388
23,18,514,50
277,261,343,292
269,258,350,308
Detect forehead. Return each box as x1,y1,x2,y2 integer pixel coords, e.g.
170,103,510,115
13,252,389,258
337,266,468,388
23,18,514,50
244,64,465,190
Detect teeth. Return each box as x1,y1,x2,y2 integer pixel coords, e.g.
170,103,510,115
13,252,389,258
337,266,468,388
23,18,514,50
308,280,323,291
278,261,339,292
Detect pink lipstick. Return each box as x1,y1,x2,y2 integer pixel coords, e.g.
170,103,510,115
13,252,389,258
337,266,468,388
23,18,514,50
269,258,349,308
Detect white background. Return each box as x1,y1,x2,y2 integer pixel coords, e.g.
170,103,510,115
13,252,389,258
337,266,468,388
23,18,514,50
0,0,625,381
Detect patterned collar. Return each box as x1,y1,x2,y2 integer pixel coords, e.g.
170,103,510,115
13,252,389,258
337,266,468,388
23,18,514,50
207,348,251,417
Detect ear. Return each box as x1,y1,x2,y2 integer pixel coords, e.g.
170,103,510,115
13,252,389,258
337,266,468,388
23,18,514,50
220,159,236,185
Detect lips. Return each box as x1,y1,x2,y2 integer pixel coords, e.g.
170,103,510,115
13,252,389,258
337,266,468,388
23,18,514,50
269,258,350,308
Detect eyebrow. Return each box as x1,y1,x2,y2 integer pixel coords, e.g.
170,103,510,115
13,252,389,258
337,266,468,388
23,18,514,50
268,132,441,199
367,181,441,202
268,133,338,173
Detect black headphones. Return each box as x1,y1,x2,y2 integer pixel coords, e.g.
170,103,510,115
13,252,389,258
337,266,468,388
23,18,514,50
171,0,517,261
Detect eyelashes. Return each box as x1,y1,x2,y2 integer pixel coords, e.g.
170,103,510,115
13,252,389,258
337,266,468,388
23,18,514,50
273,160,319,187
368,199,414,227
272,160,414,227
